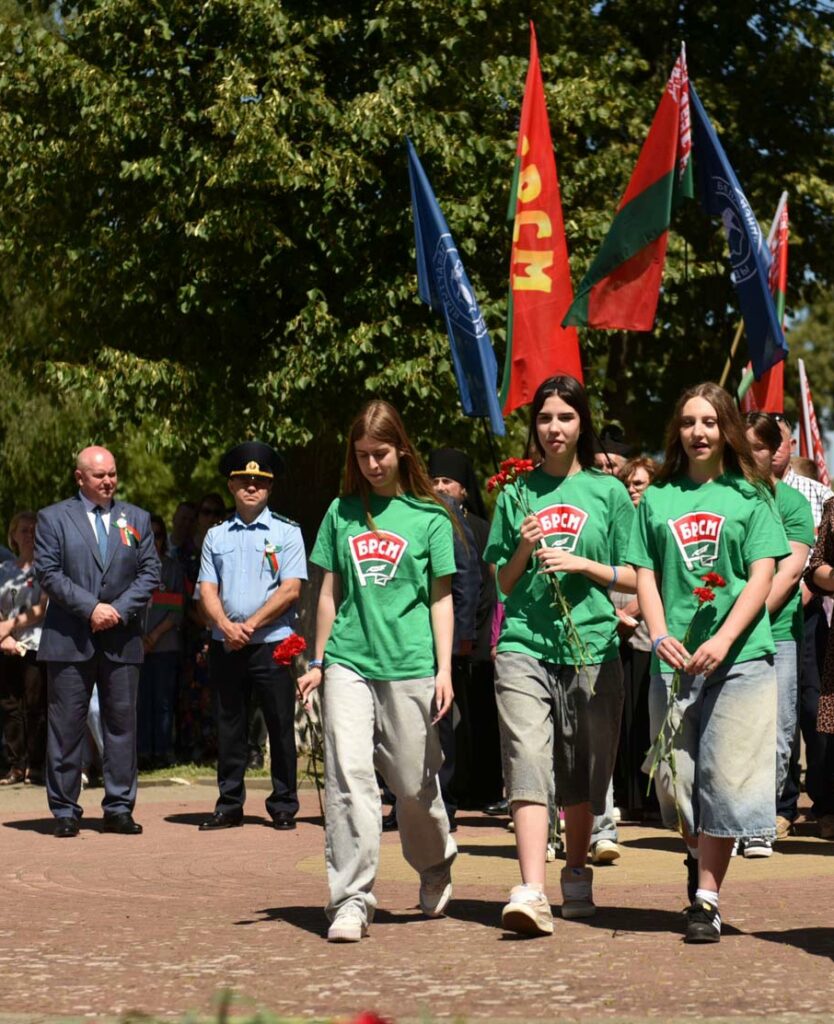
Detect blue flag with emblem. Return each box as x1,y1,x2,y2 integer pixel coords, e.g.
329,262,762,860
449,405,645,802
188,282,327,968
406,138,505,436
689,86,788,379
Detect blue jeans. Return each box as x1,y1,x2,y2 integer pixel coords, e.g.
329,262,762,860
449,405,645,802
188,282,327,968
138,652,179,761
647,657,777,838
773,639,799,800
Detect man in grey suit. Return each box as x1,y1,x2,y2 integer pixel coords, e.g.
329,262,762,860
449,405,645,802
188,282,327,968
35,446,159,837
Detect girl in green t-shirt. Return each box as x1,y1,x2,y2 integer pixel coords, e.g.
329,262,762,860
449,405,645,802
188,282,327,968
297,400,457,944
744,412,813,854
628,382,788,944
484,375,637,936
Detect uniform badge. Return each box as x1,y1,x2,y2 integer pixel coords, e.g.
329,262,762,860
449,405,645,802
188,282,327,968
667,512,725,570
535,504,589,553
349,531,408,587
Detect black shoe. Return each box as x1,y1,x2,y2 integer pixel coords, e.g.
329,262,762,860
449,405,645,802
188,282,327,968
272,811,297,831
483,799,509,816
684,899,721,943
381,810,398,832
685,853,699,904
54,817,80,838
447,816,458,833
102,812,143,835
199,810,243,831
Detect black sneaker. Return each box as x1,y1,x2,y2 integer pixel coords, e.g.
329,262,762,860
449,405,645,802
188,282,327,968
685,853,699,904
684,899,721,944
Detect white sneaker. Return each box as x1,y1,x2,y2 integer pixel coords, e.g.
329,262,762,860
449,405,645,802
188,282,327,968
546,842,557,862
560,866,596,919
730,838,740,857
501,884,554,936
591,839,620,864
742,836,773,858
327,906,368,943
419,869,452,917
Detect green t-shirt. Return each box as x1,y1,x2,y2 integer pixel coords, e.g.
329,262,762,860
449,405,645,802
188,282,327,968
626,473,790,671
483,467,635,665
770,481,814,643
311,493,456,681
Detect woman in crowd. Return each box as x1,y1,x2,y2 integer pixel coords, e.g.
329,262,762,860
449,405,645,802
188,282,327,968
628,382,788,943
297,400,457,943
610,456,660,821
802,496,834,841
744,413,813,855
0,511,48,785
484,375,636,936
138,515,187,769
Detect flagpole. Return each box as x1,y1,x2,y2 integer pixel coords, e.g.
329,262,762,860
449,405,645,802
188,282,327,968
718,190,788,388
481,417,501,474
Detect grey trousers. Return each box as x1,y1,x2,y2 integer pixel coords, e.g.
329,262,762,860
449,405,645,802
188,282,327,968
322,664,457,923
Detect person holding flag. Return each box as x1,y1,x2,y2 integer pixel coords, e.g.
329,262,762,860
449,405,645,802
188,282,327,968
628,383,788,943
484,375,636,936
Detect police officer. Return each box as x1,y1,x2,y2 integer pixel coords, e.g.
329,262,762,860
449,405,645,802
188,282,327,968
197,442,308,831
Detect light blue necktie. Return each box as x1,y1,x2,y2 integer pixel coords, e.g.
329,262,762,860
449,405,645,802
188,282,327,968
93,505,109,564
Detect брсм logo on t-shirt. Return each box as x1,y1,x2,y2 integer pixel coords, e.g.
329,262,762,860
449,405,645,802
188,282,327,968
667,512,725,570
535,505,588,553
348,531,409,587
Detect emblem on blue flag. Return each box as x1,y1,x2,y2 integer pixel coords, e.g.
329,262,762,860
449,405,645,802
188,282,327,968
689,86,788,380
406,138,505,436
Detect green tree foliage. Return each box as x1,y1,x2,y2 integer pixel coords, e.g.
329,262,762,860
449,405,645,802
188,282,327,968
0,1,832,527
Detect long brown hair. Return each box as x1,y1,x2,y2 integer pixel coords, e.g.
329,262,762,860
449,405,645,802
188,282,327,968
656,382,771,490
343,400,447,530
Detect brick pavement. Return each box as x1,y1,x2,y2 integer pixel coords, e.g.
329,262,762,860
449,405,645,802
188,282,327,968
1,779,833,1023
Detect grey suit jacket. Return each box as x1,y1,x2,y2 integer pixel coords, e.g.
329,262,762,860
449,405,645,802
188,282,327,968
35,496,160,664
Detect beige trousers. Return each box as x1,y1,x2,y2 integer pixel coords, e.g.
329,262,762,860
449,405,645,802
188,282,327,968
322,664,457,923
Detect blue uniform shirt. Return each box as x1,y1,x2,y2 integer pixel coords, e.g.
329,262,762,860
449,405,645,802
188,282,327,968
197,506,308,644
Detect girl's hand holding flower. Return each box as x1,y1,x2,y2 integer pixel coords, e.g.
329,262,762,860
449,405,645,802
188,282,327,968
518,513,544,548
685,634,731,678
653,634,691,671
535,547,587,576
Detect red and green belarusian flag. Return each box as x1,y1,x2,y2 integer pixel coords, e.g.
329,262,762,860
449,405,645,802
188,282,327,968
500,23,583,415
739,194,788,412
563,45,693,330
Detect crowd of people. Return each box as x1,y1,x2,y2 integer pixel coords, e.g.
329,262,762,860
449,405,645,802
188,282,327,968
1,376,833,946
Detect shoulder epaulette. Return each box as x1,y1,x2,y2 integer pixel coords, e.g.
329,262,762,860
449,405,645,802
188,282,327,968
270,511,300,528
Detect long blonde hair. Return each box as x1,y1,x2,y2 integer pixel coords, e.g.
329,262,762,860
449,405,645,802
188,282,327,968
657,382,771,491
343,401,447,530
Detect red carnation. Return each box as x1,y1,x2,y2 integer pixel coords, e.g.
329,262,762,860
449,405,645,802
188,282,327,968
350,1014,390,1024
692,586,716,604
272,633,307,665
700,571,727,589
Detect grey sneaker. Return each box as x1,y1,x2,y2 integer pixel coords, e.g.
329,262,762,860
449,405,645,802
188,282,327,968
560,865,595,919
501,884,554,936
419,869,452,917
742,836,773,858
327,905,368,943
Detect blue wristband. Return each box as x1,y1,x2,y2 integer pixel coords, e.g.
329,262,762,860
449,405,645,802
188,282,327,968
607,565,618,592
651,634,669,655
307,659,324,670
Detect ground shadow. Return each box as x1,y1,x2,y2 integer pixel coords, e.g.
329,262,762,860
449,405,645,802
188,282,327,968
621,835,686,853
766,839,834,856
235,905,423,935
753,927,834,960
3,817,110,834
163,812,265,827
578,906,743,937
454,842,518,859
454,815,513,830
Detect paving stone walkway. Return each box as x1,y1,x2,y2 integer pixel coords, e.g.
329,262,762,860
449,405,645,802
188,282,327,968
1,780,832,1023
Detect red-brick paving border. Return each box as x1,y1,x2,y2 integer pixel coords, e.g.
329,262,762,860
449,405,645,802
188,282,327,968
1,781,833,1023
